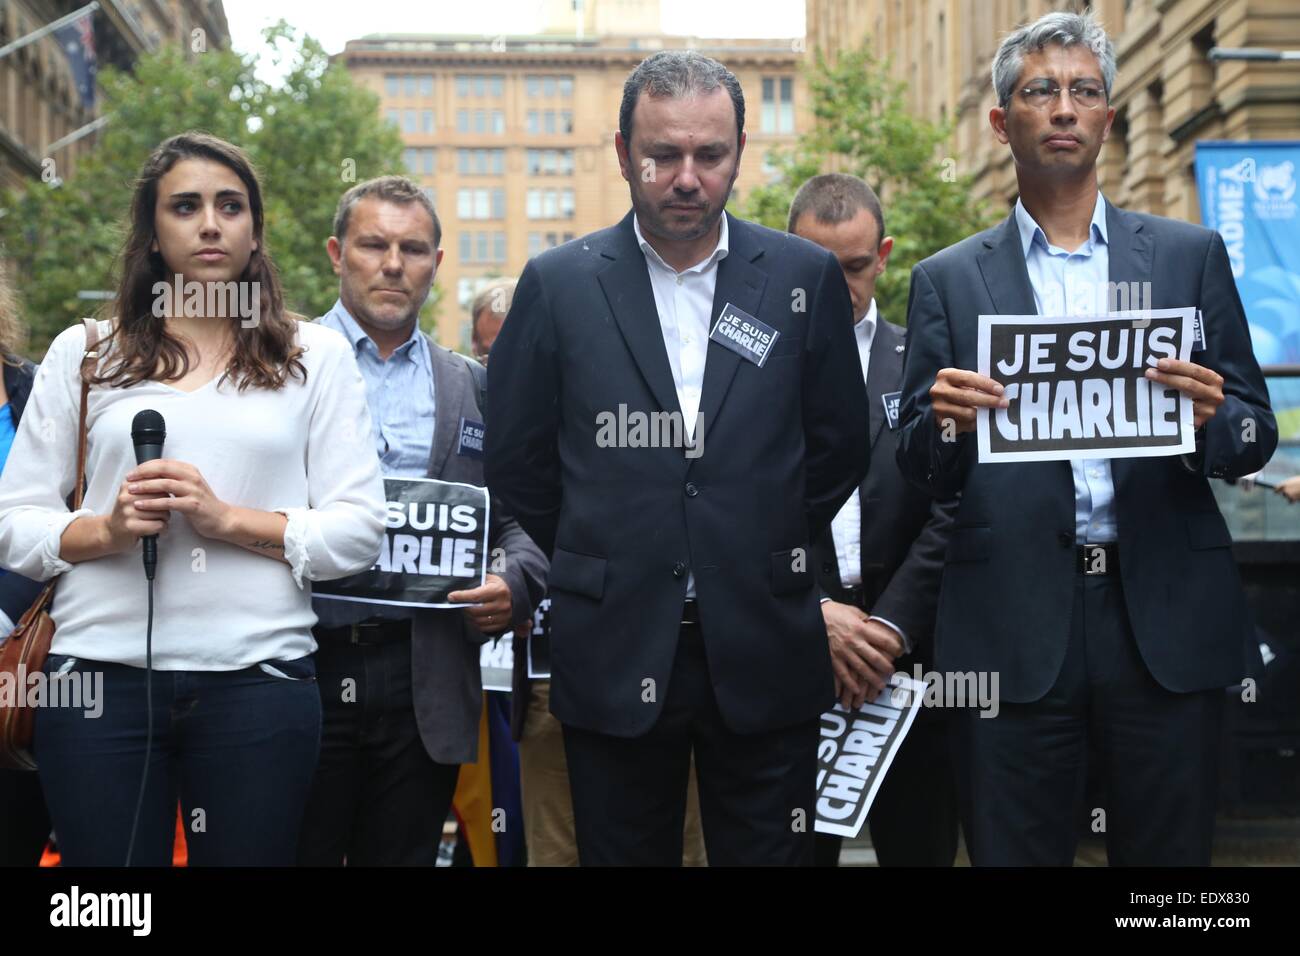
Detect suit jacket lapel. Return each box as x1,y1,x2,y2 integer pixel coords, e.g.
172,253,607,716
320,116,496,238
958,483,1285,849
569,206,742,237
864,318,901,449
1104,199,1155,498
426,338,466,478
596,210,684,420
694,212,767,456
977,213,1038,317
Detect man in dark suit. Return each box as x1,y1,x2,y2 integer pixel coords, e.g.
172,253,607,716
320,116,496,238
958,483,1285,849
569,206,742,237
791,174,961,867
297,176,548,866
896,11,1277,865
485,50,870,866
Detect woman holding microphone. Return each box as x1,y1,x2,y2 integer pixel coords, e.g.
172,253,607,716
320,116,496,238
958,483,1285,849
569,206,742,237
0,132,385,866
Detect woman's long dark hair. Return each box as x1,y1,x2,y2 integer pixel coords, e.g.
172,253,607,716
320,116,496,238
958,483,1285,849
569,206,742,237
93,132,305,391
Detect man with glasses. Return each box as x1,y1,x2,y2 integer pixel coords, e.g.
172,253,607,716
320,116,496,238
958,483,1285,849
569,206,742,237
896,11,1275,865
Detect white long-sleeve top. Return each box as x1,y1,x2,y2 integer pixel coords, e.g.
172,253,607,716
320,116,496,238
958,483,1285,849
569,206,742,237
0,319,386,670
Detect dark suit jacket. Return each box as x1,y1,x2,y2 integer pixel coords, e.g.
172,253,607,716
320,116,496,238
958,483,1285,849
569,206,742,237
345,337,549,766
485,210,870,737
0,357,41,624
896,200,1277,702
813,318,957,667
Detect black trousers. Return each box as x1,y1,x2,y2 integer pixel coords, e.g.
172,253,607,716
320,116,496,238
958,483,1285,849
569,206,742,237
953,572,1223,866
297,630,460,866
562,620,817,866
0,769,50,866
814,706,960,867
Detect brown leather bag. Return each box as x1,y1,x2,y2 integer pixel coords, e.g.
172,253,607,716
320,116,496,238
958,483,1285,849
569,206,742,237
0,318,101,771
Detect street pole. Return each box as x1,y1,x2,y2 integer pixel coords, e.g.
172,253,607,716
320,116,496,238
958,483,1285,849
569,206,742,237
0,2,100,62
1208,48,1300,62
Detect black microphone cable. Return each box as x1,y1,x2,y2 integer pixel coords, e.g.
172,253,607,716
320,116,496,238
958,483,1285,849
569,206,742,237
124,573,154,867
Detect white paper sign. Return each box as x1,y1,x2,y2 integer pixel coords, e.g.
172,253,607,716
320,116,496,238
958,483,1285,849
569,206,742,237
975,309,1196,463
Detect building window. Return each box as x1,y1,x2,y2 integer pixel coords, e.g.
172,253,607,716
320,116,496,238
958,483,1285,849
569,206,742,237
457,74,505,98
526,188,575,219
458,188,505,220
526,110,573,135
400,147,436,175
761,76,794,134
457,110,469,133
421,110,435,133
386,109,400,128
385,74,399,97
404,75,418,97
526,74,573,97
420,75,434,97
526,149,574,175
527,230,575,257
403,109,418,133
458,148,505,175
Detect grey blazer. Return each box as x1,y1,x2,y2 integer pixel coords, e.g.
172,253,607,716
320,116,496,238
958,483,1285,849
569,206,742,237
408,339,549,765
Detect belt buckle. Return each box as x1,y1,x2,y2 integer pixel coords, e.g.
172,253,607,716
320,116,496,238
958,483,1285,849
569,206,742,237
349,622,383,645
1082,544,1109,576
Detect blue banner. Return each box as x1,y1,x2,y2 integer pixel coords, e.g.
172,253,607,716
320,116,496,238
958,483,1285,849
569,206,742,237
1194,141,1300,367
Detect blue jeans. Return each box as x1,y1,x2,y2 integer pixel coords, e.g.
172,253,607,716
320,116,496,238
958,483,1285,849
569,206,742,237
34,653,321,866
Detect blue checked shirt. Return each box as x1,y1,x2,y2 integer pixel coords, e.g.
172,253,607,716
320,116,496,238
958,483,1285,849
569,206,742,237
313,299,437,625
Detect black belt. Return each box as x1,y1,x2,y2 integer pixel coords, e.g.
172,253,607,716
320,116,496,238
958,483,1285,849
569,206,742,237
1077,543,1118,576
681,600,700,626
840,585,867,609
315,618,412,646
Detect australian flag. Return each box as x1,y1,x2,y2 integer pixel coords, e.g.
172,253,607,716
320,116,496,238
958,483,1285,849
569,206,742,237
54,12,97,109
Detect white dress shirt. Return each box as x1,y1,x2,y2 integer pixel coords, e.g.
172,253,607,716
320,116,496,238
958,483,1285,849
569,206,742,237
830,300,877,588
824,300,910,653
633,213,730,599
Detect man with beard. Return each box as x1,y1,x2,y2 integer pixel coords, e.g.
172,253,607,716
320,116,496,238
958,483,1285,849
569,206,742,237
485,51,869,865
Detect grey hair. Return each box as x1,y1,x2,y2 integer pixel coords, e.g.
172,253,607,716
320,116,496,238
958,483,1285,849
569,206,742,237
619,50,745,148
333,175,442,248
992,10,1117,109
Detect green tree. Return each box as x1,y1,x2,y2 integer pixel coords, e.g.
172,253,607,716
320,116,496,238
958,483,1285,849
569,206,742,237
0,23,424,356
742,44,999,323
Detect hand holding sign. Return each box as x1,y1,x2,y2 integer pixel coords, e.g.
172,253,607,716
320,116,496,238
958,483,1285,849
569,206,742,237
449,573,513,633
1144,358,1224,428
929,368,1010,435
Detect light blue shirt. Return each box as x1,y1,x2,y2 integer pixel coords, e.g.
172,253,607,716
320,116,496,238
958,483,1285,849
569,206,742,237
314,300,437,626
318,299,436,478
1014,192,1117,544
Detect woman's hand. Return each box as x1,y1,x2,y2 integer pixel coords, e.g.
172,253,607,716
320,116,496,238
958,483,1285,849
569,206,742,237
126,459,233,541
102,478,172,553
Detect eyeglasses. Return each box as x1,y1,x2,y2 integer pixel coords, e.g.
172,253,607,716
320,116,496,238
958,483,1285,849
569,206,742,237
1016,81,1108,110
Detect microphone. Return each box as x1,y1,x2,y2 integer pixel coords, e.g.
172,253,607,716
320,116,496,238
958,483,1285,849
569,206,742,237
130,409,166,581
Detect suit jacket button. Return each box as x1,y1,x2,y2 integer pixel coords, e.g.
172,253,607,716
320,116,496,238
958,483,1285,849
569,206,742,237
822,563,834,574
672,562,687,578
685,482,699,498
1058,532,1074,548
